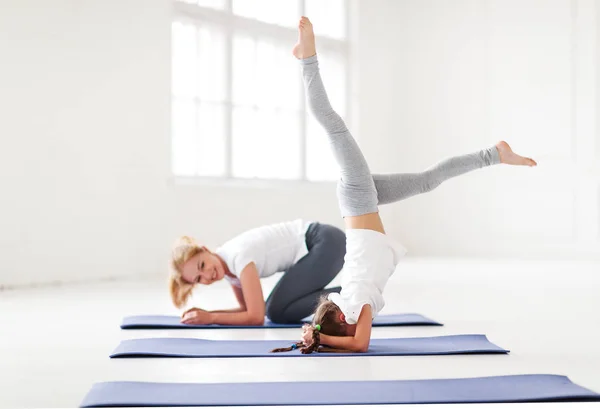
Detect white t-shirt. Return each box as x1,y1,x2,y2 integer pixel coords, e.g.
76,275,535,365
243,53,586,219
328,228,407,324
215,219,312,287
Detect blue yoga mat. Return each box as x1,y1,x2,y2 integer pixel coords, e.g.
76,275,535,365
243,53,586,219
120,313,441,329
80,374,600,407
110,334,507,358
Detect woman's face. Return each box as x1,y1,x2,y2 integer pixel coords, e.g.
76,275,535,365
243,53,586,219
181,250,226,285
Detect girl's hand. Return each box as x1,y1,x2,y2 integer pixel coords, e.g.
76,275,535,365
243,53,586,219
301,324,315,346
181,308,214,325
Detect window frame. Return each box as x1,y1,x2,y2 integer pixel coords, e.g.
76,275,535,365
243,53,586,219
170,0,351,184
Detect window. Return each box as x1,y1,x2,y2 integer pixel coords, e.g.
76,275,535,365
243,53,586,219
171,0,349,181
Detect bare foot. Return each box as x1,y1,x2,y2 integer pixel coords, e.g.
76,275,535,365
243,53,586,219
496,141,537,166
292,16,316,60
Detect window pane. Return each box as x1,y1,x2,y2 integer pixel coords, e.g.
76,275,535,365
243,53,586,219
233,34,301,109
232,0,298,28
305,0,346,39
197,102,226,176
172,22,197,98
172,98,198,176
231,32,303,179
306,52,346,181
254,39,278,107
232,35,256,106
175,0,225,9
197,25,226,102
255,38,301,109
196,0,226,10
231,106,257,177
232,106,301,179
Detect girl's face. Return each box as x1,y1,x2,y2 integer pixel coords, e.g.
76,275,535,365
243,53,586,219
339,313,357,336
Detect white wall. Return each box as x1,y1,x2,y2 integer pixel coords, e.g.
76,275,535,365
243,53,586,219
0,0,598,288
0,0,172,287
0,0,343,288
355,0,600,258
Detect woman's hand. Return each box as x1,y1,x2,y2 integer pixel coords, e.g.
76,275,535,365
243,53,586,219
301,324,315,346
181,308,214,325
182,306,201,316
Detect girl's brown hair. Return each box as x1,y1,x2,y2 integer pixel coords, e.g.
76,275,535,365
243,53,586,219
271,295,349,354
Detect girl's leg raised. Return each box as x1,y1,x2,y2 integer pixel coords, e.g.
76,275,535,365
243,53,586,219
372,142,536,205
294,17,379,220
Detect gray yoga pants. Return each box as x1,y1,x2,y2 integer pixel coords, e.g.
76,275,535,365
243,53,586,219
299,55,500,217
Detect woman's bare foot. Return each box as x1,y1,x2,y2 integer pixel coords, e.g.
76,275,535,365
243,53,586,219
292,16,316,59
496,141,537,166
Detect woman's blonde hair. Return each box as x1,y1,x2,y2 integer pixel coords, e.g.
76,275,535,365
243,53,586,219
169,236,205,308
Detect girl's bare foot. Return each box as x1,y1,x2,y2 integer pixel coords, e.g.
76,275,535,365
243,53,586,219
496,141,537,166
292,16,316,59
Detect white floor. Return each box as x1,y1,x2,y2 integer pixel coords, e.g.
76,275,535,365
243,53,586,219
1,258,600,409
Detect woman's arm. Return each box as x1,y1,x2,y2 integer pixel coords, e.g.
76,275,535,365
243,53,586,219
209,262,266,325
317,305,373,352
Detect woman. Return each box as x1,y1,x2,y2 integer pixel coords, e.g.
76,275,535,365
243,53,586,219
283,17,536,353
169,219,345,325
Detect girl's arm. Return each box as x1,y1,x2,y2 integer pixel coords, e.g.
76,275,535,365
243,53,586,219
209,262,266,325
318,305,373,352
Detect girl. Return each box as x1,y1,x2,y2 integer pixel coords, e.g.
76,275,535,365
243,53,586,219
290,17,536,353
169,219,345,325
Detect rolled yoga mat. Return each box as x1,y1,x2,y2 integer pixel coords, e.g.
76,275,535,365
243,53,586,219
110,334,507,358
120,313,441,329
80,374,600,407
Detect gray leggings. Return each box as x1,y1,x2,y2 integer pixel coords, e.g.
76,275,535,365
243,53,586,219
300,55,500,217
266,222,345,323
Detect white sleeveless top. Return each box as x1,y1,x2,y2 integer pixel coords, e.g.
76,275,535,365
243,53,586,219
328,228,407,324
